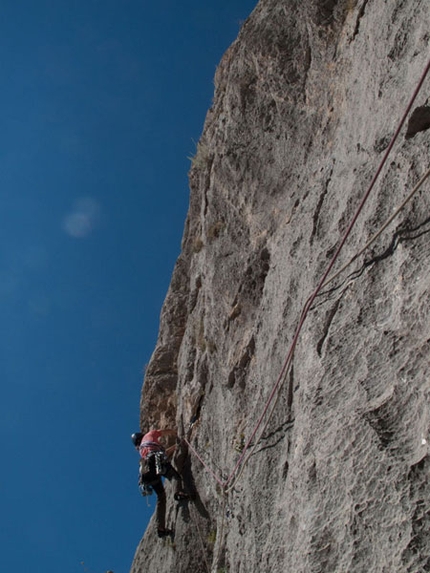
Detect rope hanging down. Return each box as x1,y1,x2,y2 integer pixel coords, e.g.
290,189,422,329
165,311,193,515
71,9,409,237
186,55,430,493
320,166,430,292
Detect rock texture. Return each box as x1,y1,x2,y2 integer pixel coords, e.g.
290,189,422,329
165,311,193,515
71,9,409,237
131,1,430,571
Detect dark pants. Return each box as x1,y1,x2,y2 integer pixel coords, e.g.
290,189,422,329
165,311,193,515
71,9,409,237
145,462,183,531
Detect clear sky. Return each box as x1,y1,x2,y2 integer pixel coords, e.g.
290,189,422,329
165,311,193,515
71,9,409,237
0,1,257,572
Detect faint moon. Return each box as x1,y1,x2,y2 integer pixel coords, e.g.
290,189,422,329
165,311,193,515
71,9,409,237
62,197,101,238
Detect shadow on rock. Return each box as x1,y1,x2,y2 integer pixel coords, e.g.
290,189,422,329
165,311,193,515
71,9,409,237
175,440,210,520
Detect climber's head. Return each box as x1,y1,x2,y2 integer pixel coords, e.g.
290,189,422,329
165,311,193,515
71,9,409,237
131,432,143,449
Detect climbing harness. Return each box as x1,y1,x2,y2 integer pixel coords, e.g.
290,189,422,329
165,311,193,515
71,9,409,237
139,440,164,456
154,451,169,475
138,451,169,499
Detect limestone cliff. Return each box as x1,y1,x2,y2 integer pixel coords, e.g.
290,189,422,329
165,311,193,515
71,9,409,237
131,1,430,571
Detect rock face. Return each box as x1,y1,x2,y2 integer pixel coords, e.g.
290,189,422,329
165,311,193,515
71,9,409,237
131,1,430,572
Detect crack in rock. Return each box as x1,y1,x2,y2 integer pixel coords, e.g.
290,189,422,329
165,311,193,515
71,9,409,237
315,214,430,308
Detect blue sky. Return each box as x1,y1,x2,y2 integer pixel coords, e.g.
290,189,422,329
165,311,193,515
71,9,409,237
0,1,256,572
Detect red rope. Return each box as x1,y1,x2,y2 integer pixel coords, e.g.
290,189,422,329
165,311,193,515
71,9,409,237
184,437,226,489
187,55,430,490
225,55,430,487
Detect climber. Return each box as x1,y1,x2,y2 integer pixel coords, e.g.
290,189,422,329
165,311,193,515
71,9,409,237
131,428,189,538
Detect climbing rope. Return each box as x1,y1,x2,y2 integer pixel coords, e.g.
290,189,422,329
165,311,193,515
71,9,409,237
319,166,430,293
185,55,430,494
188,504,212,573
225,356,295,493
224,165,430,491
224,54,430,489
184,437,226,490
212,492,227,573
183,435,228,571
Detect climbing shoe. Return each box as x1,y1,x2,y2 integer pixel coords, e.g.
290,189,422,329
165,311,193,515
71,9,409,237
174,491,190,502
157,528,173,539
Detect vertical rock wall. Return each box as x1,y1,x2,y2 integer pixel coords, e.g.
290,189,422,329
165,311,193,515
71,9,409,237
132,1,430,571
